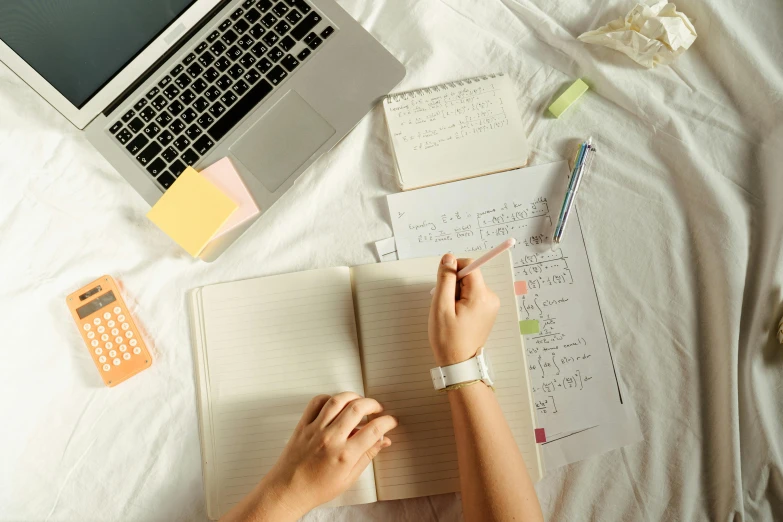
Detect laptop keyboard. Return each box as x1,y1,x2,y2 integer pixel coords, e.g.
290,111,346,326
108,0,334,190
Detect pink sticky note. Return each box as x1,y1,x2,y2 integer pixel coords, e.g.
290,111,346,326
535,428,546,443
200,158,260,238
514,281,528,296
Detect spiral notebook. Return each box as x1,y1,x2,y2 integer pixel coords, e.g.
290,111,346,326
383,73,530,190
189,253,542,519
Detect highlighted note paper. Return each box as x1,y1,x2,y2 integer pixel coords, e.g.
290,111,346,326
519,319,540,335
146,167,237,257
548,79,589,118
535,428,547,443
514,281,528,295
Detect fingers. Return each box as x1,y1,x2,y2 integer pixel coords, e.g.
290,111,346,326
456,257,488,301
313,391,362,428
329,397,384,438
432,254,458,313
296,394,331,430
347,436,392,484
347,415,398,457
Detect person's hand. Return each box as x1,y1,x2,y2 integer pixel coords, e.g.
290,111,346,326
428,253,500,366
259,392,398,519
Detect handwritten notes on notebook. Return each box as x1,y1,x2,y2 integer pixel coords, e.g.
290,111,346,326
387,162,625,436
383,74,530,190
191,268,377,518
352,255,541,500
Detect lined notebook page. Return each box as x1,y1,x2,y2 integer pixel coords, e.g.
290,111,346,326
351,254,542,501
192,268,377,519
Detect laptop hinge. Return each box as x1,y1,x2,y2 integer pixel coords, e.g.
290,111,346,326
104,0,233,116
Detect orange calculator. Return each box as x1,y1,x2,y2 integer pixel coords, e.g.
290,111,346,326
66,276,152,387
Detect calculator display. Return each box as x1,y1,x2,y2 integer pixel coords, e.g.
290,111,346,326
76,291,117,319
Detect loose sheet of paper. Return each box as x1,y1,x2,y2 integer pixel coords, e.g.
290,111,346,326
352,255,541,500
195,268,377,516
387,162,625,435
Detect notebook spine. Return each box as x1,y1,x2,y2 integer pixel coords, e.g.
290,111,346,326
386,72,505,104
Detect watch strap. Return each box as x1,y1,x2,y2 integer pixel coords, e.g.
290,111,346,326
430,357,482,390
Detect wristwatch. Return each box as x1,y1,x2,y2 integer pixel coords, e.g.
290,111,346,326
430,347,494,390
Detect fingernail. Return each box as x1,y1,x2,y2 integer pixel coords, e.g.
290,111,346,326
442,253,456,267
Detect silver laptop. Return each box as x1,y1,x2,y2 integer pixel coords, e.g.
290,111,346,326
0,0,404,260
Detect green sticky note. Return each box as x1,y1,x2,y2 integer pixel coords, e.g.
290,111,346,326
519,320,540,335
548,78,589,117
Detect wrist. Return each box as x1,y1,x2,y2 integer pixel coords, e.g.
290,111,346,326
434,347,479,367
255,472,310,521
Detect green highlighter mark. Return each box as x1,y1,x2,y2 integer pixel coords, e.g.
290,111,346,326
519,320,540,335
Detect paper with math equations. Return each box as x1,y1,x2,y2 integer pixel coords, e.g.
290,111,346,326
200,158,260,239
578,0,697,68
387,161,627,435
146,167,237,257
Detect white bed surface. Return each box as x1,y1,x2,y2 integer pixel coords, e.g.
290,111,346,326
1,0,782,520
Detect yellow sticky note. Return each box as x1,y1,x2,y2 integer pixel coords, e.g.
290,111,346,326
146,167,238,257
548,78,589,117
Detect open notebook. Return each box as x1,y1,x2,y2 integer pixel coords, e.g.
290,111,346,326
189,253,542,519
383,73,530,190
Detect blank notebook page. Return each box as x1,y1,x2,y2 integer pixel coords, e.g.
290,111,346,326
195,268,377,517
352,254,542,501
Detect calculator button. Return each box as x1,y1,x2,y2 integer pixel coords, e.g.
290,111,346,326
87,331,95,339
108,320,116,328
97,326,106,333
94,347,102,355
83,324,91,331
91,340,99,347
111,328,119,336
103,364,111,372
130,339,138,347
103,312,111,320
101,334,109,342
109,350,117,358
106,342,113,350
133,347,141,355
122,323,130,330
100,356,107,364
123,353,131,360
126,331,134,338
118,315,126,322
114,358,121,366
94,318,101,325
113,306,122,314
119,345,127,352
115,336,123,344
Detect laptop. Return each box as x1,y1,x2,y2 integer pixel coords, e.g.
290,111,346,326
0,0,405,260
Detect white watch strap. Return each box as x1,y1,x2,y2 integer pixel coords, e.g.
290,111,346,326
430,357,482,390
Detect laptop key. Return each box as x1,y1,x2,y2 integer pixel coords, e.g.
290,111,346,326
197,114,214,128
208,79,273,141
204,86,221,101
155,111,172,126
228,64,245,80
237,35,254,51
306,34,322,50
281,54,299,72
173,136,191,151
181,108,198,124
168,100,185,116
268,47,284,62
199,51,215,67
215,57,231,72
146,87,160,99
240,53,257,68
274,20,290,36
288,0,310,14
244,68,261,85
242,0,255,8
207,30,220,42
192,78,208,94
136,142,161,165
158,172,177,189
151,95,168,111
220,91,238,107
245,8,261,23
219,19,232,31
210,41,226,55
128,117,144,133
286,10,302,24
171,64,184,76
203,67,219,82
261,13,277,28
126,134,149,155
161,146,178,162
179,89,196,105
227,45,243,60
169,119,186,134
193,135,215,155
257,0,273,13
116,128,132,144
279,36,295,51
134,99,148,111
181,149,200,166
251,42,268,58
249,24,265,39
234,19,250,34
193,97,210,113
175,73,192,89
232,79,250,96
187,63,204,78
221,29,238,46
146,157,167,177
296,47,311,61
255,57,273,73
168,159,186,177
272,2,289,16
263,32,279,46
163,85,181,100
216,75,233,90
231,8,244,20
291,12,320,40
195,41,209,54
143,122,161,139
208,103,226,118
158,76,172,88
266,65,287,85
122,109,135,122
157,130,174,146
184,53,196,65
185,124,202,139
320,26,334,39
110,121,122,134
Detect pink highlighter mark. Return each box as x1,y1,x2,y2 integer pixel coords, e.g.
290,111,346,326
535,428,546,443
514,281,528,296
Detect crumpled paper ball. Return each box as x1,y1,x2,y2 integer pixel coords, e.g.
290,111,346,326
578,0,697,68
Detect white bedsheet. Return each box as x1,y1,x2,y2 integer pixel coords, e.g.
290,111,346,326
2,0,782,520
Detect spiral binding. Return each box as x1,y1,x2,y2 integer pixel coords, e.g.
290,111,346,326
386,72,504,104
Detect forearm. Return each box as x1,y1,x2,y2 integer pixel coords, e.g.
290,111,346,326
219,474,304,522
448,383,543,522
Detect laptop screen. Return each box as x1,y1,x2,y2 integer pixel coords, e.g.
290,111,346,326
0,0,197,108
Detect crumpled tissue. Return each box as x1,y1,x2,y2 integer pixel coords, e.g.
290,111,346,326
578,0,697,68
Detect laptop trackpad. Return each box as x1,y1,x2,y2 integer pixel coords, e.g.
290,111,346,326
230,91,335,193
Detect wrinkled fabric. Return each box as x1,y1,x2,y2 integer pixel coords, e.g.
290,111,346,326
1,0,782,520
